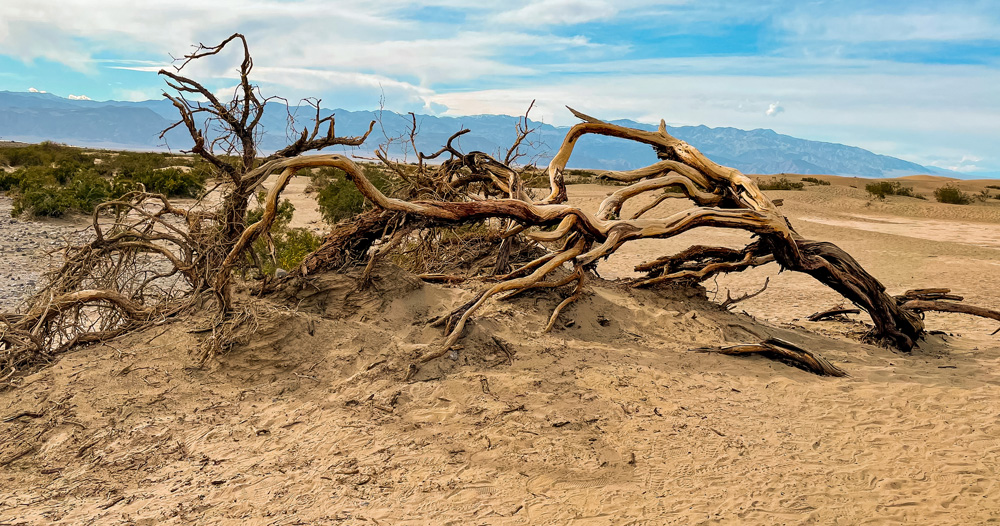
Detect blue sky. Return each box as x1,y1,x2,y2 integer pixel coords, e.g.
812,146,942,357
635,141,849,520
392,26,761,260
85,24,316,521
1,0,998,175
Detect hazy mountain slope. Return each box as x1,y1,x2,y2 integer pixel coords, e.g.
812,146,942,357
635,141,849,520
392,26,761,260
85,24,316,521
0,91,946,177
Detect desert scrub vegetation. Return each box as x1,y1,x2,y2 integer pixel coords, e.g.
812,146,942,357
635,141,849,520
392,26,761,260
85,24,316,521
865,180,921,200
0,144,209,217
0,141,92,168
104,151,209,197
758,177,804,190
3,162,112,217
801,177,830,186
934,184,973,205
521,168,627,187
246,193,322,276
308,164,394,223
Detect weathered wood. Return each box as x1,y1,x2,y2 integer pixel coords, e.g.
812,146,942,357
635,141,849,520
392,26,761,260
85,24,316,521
901,300,1000,324
691,338,847,377
807,307,862,322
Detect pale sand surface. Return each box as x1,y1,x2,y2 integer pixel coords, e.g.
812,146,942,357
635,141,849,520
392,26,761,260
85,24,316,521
1,175,999,524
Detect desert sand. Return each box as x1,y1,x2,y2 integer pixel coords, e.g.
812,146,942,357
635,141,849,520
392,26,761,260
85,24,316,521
1,175,999,525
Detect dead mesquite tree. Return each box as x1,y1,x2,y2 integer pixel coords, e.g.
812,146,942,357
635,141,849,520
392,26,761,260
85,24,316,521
291,109,1000,374
156,33,375,309
0,34,378,382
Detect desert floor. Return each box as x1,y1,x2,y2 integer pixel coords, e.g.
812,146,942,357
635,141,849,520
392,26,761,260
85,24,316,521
1,175,999,525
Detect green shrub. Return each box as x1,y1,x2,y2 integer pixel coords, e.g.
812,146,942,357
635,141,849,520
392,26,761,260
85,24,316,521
521,170,549,188
9,164,111,217
260,227,322,275
758,177,804,190
0,144,206,217
934,185,972,205
0,170,24,191
865,181,917,199
801,177,830,186
313,164,392,223
246,194,321,275
0,141,91,168
112,167,206,198
106,152,206,197
246,191,295,226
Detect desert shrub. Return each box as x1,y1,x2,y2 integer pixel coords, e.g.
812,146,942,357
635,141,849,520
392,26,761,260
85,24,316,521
106,152,206,197
0,141,91,168
246,194,321,275
758,177,804,190
263,227,323,274
934,185,972,205
986,185,1000,190
976,188,1000,201
112,167,207,198
521,169,549,188
865,181,917,199
246,191,295,226
801,177,831,186
0,170,24,191
313,164,392,223
9,164,111,217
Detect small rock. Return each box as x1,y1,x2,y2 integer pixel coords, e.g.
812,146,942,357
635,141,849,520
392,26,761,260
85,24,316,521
275,268,289,278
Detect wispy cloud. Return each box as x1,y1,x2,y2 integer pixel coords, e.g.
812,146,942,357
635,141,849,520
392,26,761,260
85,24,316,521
0,0,997,172
494,0,618,26
778,12,999,43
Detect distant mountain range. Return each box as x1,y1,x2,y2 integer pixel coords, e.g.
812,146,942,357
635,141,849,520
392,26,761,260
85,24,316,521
0,90,951,178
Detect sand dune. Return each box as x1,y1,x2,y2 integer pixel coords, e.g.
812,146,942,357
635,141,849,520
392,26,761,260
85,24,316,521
1,180,999,524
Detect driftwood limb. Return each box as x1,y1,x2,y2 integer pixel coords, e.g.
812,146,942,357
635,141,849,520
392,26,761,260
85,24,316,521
691,338,847,377
901,300,1000,324
895,288,965,302
808,307,862,321
719,277,770,310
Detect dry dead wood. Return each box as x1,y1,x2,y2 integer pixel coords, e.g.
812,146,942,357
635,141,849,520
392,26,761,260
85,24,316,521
691,338,847,377
808,307,862,321
901,300,1000,324
5,34,998,384
285,108,1000,375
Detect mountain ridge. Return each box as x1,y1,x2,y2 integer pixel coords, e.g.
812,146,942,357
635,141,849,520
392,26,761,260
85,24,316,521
0,90,953,178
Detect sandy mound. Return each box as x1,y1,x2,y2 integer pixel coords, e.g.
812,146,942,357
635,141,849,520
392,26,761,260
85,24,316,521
3,177,1000,524
2,264,999,525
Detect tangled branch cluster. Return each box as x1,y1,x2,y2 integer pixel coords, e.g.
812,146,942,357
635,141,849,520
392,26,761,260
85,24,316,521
3,33,998,385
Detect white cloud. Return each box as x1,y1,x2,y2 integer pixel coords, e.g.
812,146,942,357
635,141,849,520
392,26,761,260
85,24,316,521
113,88,160,102
931,155,984,173
67,94,90,100
0,0,998,172
779,12,998,43
28,87,39,92
495,0,618,26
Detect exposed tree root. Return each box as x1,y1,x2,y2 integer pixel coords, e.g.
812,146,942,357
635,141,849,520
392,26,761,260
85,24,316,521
543,268,585,333
808,307,862,322
719,277,770,310
901,300,1000,325
691,338,848,377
